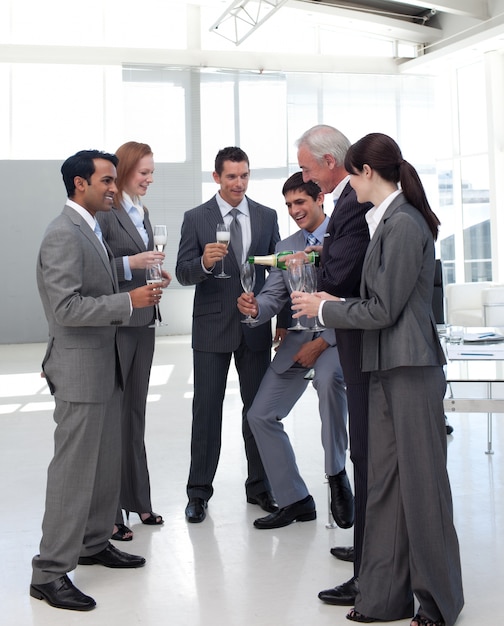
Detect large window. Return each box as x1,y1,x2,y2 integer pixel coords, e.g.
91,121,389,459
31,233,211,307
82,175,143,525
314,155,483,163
436,60,492,284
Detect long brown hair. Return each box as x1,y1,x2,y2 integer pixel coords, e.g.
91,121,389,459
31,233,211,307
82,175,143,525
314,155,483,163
344,133,440,240
114,141,153,209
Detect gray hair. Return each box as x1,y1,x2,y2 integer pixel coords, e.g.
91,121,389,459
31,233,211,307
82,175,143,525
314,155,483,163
296,125,351,167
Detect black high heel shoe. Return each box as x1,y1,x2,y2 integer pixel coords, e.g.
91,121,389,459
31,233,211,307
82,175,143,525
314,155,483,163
111,523,133,541
125,511,164,525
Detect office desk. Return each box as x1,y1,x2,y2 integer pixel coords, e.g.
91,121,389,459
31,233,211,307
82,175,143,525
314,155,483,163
443,329,504,454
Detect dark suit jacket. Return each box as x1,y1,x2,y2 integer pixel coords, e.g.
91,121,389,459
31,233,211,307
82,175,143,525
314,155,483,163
97,205,155,327
36,205,131,403
175,195,279,353
322,192,446,371
319,182,371,298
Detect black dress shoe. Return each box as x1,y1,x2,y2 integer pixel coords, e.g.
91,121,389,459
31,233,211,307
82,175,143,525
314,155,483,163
185,497,207,523
445,416,454,435
318,576,359,606
330,546,354,562
253,495,316,529
78,542,146,568
30,574,96,611
328,470,354,529
247,491,279,513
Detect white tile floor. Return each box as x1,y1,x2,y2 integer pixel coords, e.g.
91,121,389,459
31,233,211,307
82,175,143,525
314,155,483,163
0,336,502,625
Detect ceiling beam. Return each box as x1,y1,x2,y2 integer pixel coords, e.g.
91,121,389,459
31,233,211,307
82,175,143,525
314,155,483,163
287,0,442,44
376,0,488,19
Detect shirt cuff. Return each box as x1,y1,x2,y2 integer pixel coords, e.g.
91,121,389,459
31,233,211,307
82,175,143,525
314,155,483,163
318,300,326,325
318,298,345,326
201,256,214,274
123,256,132,281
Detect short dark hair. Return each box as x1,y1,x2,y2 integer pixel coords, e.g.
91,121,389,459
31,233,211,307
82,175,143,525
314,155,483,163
214,147,249,176
282,171,322,202
61,149,118,197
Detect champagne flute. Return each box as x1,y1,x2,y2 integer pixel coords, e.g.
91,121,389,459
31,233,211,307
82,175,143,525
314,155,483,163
215,222,231,279
153,224,167,252
287,258,309,331
303,262,325,331
146,263,166,327
240,262,259,325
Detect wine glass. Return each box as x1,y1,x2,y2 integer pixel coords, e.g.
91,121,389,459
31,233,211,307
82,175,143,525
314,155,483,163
215,223,231,279
153,224,167,252
303,262,325,331
145,263,166,327
240,262,259,325
286,257,309,331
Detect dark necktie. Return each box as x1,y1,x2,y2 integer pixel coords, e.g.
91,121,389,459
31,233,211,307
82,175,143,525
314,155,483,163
307,232,319,246
229,208,243,265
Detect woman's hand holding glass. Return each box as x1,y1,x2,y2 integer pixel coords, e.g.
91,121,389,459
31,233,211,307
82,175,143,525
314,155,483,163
146,263,166,327
291,290,340,320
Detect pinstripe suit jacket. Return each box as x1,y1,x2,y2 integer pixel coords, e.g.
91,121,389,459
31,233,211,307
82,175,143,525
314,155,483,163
319,182,371,298
97,205,155,327
37,205,131,403
175,194,280,353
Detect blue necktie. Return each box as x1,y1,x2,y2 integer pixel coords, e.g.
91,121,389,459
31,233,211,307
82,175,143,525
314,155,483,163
94,221,108,255
307,232,319,246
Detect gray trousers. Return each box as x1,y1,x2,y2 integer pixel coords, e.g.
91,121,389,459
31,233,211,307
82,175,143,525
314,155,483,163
356,366,464,626
247,344,348,509
32,386,121,584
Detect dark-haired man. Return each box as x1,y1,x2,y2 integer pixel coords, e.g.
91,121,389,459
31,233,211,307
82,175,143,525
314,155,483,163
176,147,280,523
31,150,160,611
237,171,352,530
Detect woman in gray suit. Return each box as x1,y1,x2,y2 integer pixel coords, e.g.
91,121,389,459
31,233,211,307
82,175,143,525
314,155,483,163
292,133,463,626
98,142,171,540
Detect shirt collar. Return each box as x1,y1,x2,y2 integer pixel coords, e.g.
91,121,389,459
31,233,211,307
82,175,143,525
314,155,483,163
215,192,249,218
66,198,96,232
332,175,350,204
365,188,402,239
122,191,144,217
303,215,329,245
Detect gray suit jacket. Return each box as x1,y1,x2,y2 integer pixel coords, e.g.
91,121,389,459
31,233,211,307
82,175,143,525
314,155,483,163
175,195,280,353
37,205,132,403
322,193,445,372
97,205,155,327
254,227,336,374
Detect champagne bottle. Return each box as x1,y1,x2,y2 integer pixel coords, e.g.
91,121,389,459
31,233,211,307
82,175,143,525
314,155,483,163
247,250,319,270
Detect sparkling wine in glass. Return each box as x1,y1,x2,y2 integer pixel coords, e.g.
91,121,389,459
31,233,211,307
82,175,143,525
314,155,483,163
240,262,259,325
145,263,165,327
287,258,309,331
215,222,231,279
303,262,325,331
153,224,167,252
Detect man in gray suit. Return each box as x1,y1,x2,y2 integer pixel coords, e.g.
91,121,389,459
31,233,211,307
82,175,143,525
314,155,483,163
176,147,280,523
237,172,352,529
31,150,160,611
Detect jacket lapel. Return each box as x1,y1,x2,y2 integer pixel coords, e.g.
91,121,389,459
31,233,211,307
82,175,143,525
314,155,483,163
360,192,406,294
115,206,149,251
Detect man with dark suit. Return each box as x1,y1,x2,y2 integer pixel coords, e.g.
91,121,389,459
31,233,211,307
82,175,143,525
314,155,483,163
176,147,280,523
297,125,372,606
31,150,160,611
237,172,353,530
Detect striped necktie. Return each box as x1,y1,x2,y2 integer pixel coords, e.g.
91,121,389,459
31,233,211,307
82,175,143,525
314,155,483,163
229,208,243,264
306,232,319,246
